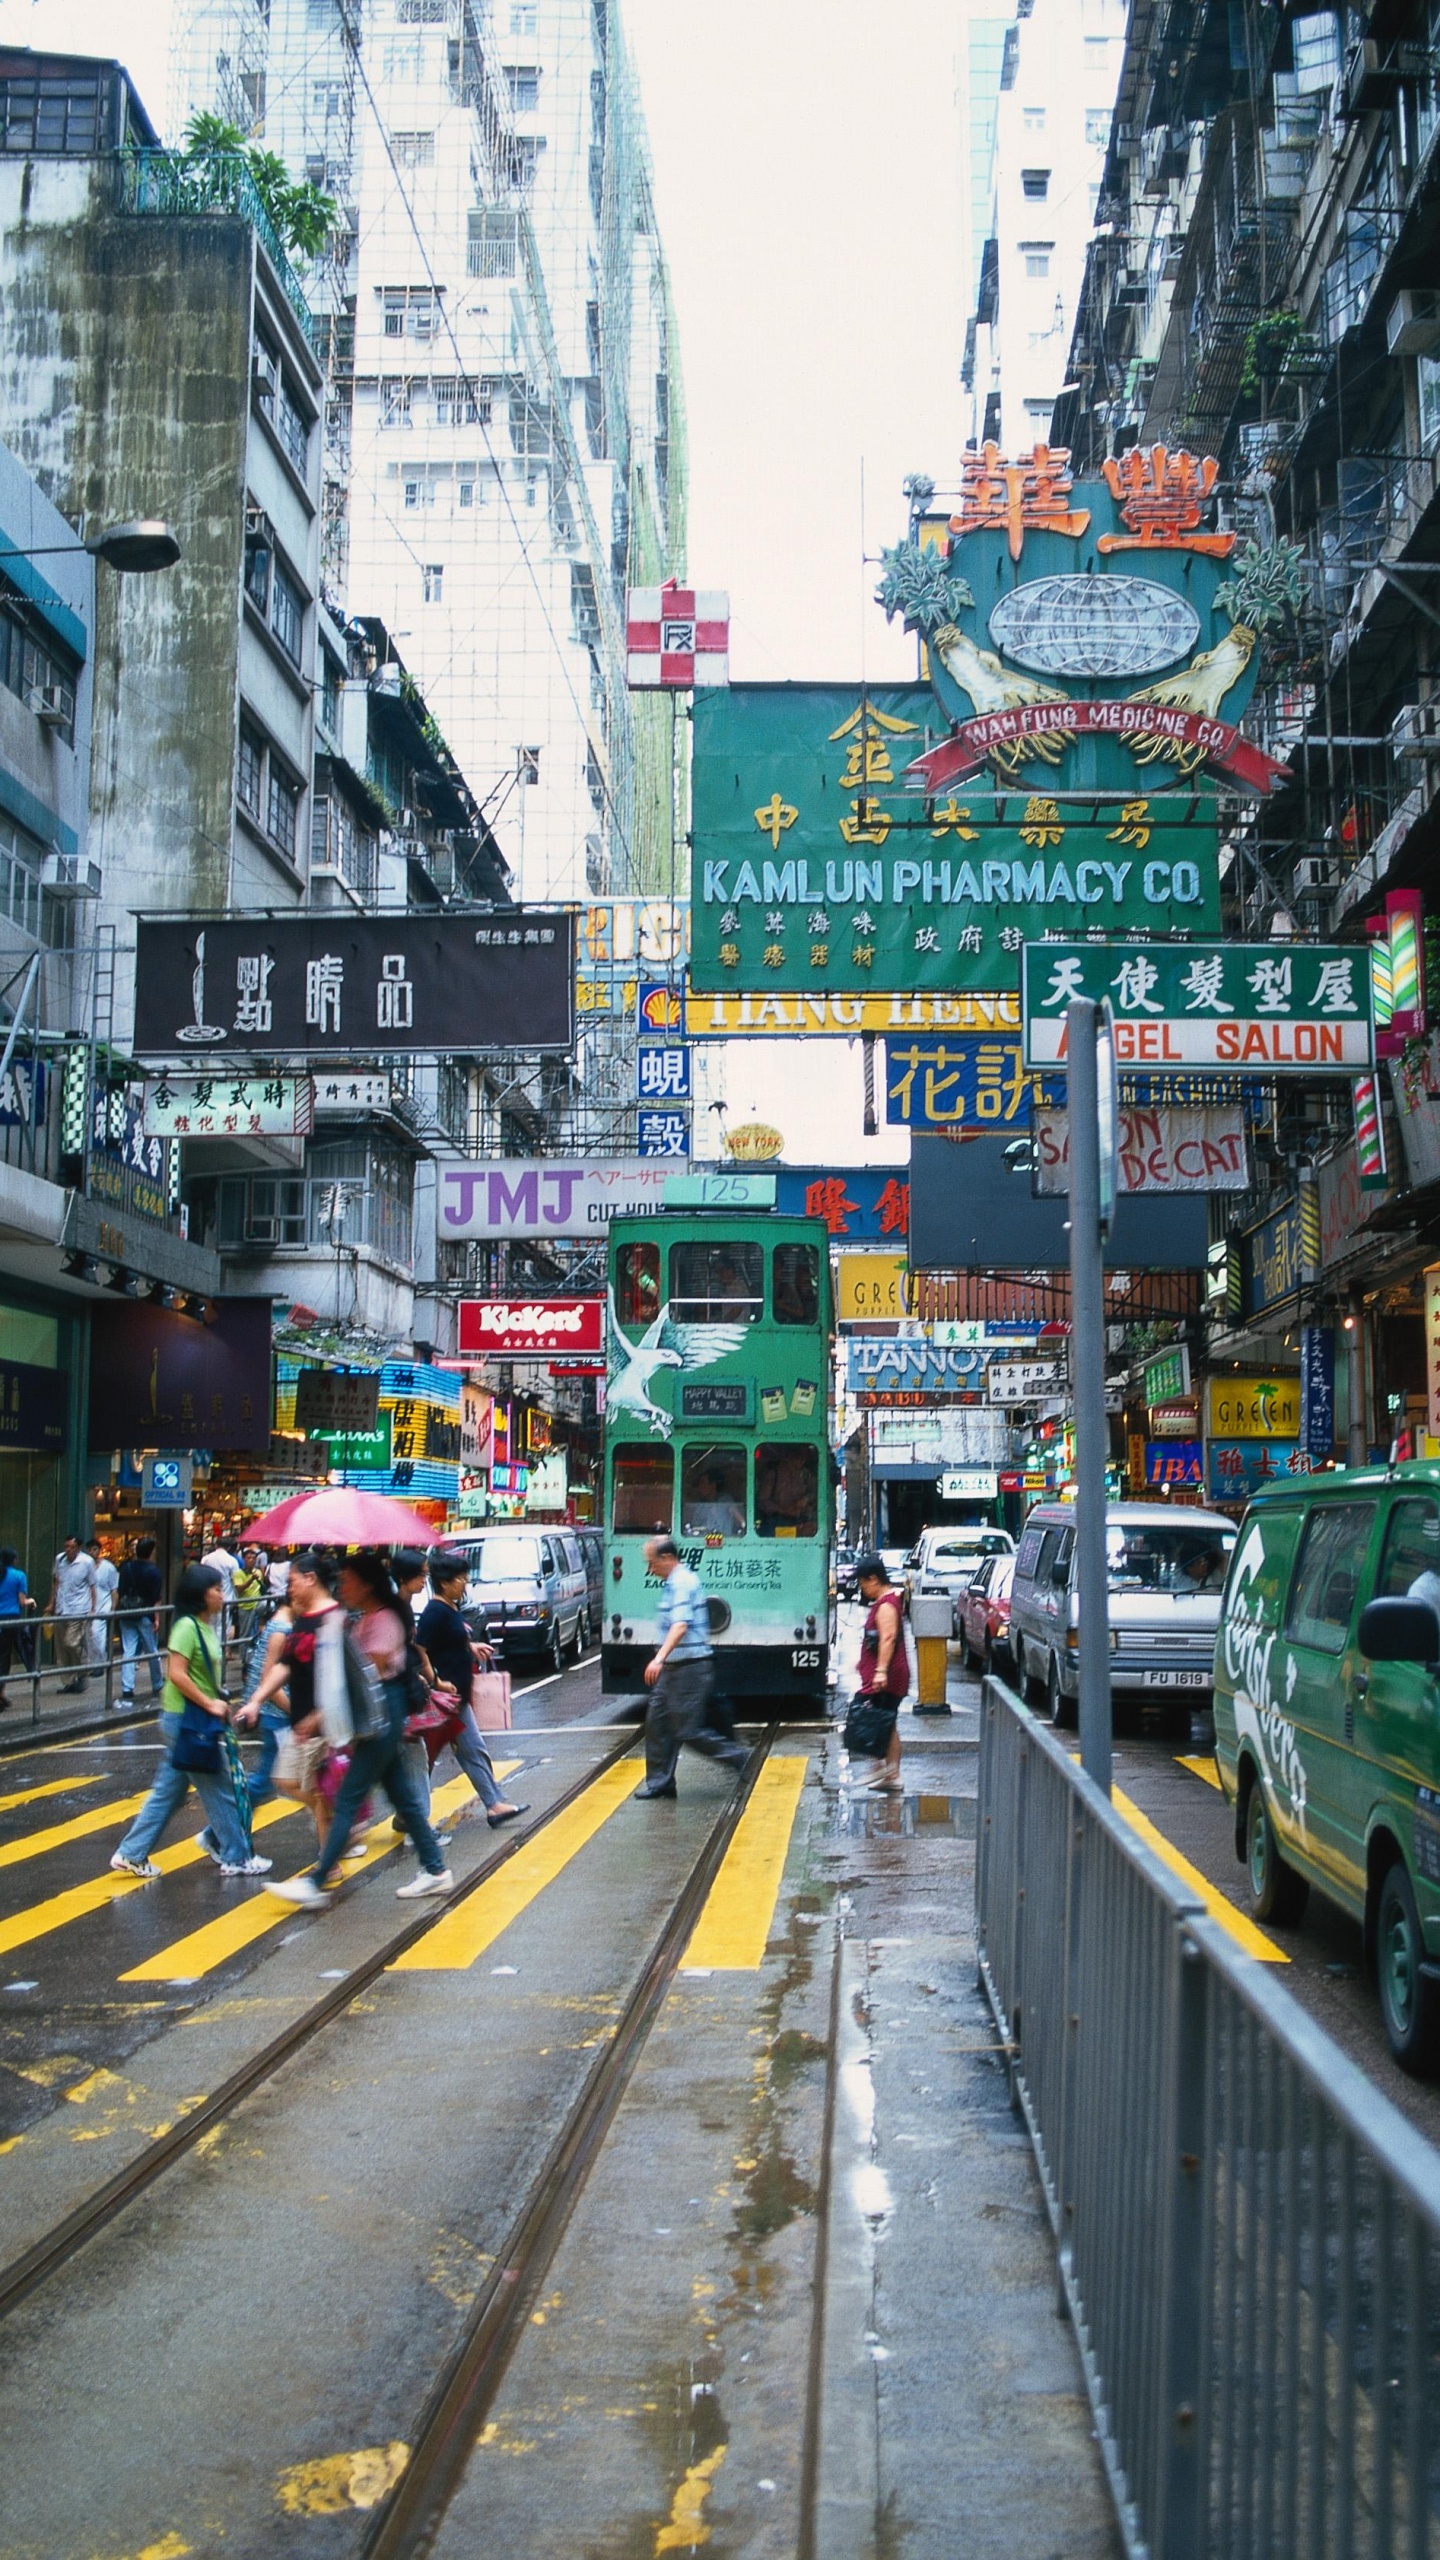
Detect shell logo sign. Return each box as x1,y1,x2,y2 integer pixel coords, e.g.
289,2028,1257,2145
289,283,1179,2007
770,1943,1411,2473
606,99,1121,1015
725,1122,784,1162
638,983,684,1032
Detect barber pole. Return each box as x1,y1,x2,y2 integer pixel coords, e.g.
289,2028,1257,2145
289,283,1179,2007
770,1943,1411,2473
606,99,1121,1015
1353,1074,1387,1189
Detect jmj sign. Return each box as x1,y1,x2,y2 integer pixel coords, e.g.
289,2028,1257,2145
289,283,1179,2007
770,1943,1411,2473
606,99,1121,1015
457,1300,605,1358
1022,944,1373,1072
438,1159,671,1240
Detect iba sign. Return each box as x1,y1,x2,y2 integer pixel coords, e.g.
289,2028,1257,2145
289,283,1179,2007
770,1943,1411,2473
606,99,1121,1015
458,1299,604,1358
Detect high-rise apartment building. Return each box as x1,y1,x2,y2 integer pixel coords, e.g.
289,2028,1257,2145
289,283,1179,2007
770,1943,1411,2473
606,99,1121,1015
175,0,687,910
967,0,1125,452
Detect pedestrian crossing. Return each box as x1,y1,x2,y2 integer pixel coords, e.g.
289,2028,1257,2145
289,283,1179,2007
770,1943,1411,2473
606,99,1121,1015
0,1790,150,1874
119,1767,520,1984
390,1755,645,1973
0,1775,103,1816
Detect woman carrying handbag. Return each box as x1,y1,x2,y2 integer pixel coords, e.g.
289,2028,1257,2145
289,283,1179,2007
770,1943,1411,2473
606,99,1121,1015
110,1565,271,1880
415,1553,528,1829
843,1553,910,1795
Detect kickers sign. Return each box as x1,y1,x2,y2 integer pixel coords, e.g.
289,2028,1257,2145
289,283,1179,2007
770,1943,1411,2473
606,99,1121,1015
458,1300,604,1358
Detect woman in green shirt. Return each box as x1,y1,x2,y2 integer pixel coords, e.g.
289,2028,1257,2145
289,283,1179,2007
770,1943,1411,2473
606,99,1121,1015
110,1565,271,1880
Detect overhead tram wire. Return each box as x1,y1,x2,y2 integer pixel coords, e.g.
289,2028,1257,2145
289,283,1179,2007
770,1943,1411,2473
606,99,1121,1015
346,39,648,897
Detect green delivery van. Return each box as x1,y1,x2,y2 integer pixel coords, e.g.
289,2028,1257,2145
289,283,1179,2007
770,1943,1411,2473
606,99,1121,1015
1214,1461,1440,2074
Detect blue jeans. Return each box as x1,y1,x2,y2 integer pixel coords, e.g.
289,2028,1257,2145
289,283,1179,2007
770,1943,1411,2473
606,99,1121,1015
452,1702,505,1809
116,1710,251,1867
314,1709,446,1887
246,1705,291,1808
120,1616,162,1699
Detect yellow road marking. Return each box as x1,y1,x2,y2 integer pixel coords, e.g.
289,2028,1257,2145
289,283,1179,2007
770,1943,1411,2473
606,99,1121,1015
0,1789,150,1872
1177,1754,1224,1792
276,2443,409,2516
655,2445,726,2552
0,1799,298,1960
683,1755,809,1970
0,1774,102,1815
118,1768,518,1982
1112,1783,1287,1964
391,1755,642,1972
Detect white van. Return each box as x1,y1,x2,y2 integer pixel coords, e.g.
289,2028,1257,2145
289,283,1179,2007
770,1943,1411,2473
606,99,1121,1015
449,1526,590,1672
1007,1501,1235,1726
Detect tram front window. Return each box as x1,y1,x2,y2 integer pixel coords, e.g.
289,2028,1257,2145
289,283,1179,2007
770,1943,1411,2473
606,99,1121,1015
773,1243,819,1324
616,1240,661,1335
669,1241,763,1324
755,1442,819,1538
681,1444,747,1535
612,1444,674,1533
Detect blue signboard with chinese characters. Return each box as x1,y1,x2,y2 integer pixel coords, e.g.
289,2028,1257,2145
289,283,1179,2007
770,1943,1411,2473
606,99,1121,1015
1299,1326,1336,1459
636,1043,691,1102
886,1036,1057,1129
638,1108,691,1159
775,1167,911,1241
1207,1438,1307,1501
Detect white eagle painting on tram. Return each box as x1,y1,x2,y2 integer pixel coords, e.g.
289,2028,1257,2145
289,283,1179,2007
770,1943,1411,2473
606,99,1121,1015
606,1290,749,1438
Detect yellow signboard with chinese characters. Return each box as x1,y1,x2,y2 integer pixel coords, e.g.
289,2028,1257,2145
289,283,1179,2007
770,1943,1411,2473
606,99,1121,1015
837,1254,909,1324
1205,1376,1301,1439
685,989,1022,1039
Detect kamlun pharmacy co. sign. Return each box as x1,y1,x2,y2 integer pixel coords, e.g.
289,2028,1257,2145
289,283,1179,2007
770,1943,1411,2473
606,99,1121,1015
691,444,1298,1000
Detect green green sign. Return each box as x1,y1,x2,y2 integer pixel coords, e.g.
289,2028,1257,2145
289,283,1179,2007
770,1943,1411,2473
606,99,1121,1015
690,686,1221,995
1021,943,1374,1072
1142,1345,1191,1406
321,1416,392,1472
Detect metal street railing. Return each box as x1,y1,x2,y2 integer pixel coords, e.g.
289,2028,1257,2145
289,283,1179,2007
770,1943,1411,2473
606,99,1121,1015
0,1605,260,1729
976,1675,1440,2558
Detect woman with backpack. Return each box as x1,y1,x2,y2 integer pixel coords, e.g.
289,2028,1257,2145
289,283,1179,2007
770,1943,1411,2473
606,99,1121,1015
264,1551,453,1908
109,1564,272,1881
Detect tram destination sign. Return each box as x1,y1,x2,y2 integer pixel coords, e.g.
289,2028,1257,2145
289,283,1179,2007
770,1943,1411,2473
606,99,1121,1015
1021,944,1374,1071
691,685,1221,997
134,912,574,1057
680,1381,753,1421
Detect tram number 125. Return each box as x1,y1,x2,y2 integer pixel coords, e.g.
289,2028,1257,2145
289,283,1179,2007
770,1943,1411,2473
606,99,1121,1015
791,1647,822,1670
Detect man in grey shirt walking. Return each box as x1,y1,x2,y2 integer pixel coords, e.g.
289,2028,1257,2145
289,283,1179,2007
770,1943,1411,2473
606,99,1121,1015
633,1535,750,1801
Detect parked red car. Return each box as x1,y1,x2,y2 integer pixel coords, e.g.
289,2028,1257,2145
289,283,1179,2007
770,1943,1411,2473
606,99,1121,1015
959,1552,1016,1675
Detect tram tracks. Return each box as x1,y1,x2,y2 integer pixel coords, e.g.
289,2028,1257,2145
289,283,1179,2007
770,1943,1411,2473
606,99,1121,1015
0,1725,639,2326
358,1722,779,2558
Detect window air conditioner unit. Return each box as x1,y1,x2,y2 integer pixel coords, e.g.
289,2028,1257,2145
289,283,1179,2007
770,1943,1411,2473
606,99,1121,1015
1386,288,1440,355
39,852,101,899
1293,855,1339,893
1343,39,1401,116
28,683,73,729
1392,700,1440,756
252,349,278,398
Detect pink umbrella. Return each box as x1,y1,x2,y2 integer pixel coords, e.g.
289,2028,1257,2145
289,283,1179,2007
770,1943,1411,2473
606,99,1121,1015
243,1487,444,1550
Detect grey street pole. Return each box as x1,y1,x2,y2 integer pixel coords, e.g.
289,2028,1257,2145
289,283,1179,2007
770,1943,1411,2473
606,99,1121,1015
1346,1283,1367,1466
1067,996,1112,1796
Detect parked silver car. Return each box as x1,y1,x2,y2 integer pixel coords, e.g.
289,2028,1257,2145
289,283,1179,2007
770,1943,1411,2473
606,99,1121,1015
905,1524,1015,1633
450,1527,590,1671
1008,1501,1235,1727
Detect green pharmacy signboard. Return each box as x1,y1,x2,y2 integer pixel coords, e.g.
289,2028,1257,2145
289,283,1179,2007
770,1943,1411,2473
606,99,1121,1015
690,684,1221,996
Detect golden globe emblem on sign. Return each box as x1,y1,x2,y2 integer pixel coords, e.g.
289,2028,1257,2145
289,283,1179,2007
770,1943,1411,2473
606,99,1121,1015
725,1121,784,1163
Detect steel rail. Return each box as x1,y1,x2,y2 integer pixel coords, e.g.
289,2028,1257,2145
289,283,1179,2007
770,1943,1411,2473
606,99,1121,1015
358,1725,781,2560
0,1727,639,2325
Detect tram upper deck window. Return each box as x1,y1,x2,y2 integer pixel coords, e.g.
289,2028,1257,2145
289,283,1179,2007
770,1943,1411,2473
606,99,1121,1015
755,1442,820,1538
681,1444,747,1535
773,1243,819,1325
669,1241,763,1324
612,1444,674,1533
616,1240,661,1336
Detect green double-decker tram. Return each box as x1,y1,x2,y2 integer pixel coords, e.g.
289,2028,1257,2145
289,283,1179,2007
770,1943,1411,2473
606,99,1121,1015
602,1176,834,1713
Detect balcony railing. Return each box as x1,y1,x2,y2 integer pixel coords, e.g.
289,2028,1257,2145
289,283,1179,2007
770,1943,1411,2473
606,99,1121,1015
120,150,317,347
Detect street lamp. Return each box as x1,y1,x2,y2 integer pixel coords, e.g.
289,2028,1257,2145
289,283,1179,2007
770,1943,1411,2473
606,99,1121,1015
0,519,181,574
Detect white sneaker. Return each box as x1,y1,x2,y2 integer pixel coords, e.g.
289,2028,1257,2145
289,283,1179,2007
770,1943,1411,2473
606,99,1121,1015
396,1867,454,1900
220,1854,274,1876
110,1850,159,1881
263,1873,332,1905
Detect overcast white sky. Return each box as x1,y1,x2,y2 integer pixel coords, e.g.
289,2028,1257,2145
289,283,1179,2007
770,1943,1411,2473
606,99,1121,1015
0,0,959,1157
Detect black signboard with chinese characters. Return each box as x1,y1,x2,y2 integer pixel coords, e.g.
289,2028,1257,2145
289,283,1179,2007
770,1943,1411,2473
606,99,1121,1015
0,1360,68,1453
88,1299,272,1453
132,913,574,1057
294,1369,381,1435
680,1381,753,1421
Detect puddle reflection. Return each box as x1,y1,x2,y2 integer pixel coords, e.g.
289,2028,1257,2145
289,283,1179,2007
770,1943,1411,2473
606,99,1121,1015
832,1791,977,1838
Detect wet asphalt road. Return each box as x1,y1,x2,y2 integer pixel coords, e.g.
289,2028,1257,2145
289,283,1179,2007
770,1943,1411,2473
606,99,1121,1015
0,1645,618,2145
